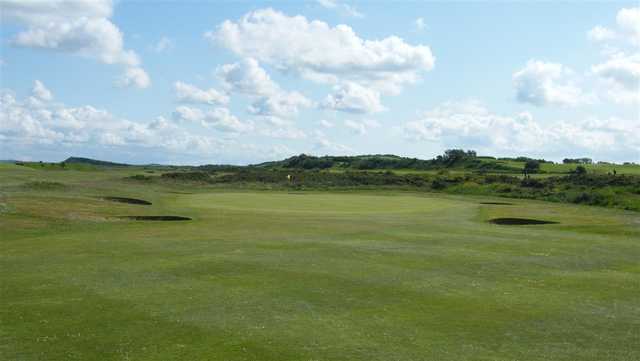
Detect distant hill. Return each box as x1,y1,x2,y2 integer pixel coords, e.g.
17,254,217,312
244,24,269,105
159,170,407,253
250,151,523,173
64,157,131,167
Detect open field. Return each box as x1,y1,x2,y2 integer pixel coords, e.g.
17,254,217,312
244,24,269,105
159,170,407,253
1,167,639,360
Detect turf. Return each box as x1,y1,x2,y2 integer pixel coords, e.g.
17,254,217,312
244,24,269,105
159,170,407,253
1,167,639,360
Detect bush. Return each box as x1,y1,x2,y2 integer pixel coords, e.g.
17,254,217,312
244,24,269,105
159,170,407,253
431,178,447,190
161,172,211,182
127,174,153,182
520,178,544,188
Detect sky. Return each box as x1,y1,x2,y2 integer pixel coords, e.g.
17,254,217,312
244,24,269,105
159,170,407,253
0,0,639,165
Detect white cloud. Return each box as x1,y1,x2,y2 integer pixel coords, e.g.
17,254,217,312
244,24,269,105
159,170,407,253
2,0,149,89
588,26,616,43
316,0,363,18
259,127,307,140
172,105,252,133
586,7,639,47
0,83,224,155
616,7,640,46
344,118,380,135
32,80,53,101
248,91,312,118
313,136,353,153
217,58,279,96
415,18,426,31
320,119,334,128
99,132,126,146
118,67,151,89
317,0,338,9
174,81,229,105
217,58,312,119
322,82,386,113
203,108,253,133
401,100,639,160
172,106,204,123
513,60,588,107
591,53,640,104
209,9,434,94
585,7,640,104
1,0,112,24
152,36,174,53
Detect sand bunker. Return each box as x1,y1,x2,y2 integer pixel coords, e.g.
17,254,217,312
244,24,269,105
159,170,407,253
103,197,152,205
489,217,558,225
118,215,191,221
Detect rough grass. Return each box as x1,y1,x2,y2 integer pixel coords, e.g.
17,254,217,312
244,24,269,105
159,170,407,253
1,166,639,361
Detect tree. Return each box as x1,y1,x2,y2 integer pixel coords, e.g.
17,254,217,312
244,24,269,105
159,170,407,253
573,165,587,175
523,160,540,178
440,149,476,167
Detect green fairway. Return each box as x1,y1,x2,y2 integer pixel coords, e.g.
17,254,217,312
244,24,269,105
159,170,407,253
1,168,639,360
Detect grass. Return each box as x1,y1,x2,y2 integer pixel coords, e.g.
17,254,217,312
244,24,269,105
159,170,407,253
1,166,639,360
492,159,640,175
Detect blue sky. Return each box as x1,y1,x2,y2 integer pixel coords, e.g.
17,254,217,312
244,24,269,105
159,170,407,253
1,0,638,164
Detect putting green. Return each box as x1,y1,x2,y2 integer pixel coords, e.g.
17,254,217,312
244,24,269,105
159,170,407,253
1,171,639,361
177,192,468,214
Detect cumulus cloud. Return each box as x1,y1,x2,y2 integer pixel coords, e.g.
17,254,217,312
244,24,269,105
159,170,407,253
588,26,616,43
209,9,434,94
592,53,640,104
118,67,151,89
248,91,312,118
586,7,640,104
415,18,426,31
152,36,174,53
202,107,253,133
592,53,640,90
217,58,312,119
587,7,639,47
174,81,229,105
616,7,640,46
172,105,252,133
313,136,353,153
32,80,53,101
401,100,639,161
513,60,588,107
2,0,150,88
320,119,334,128
316,0,363,18
322,82,386,113
259,127,307,140
0,82,223,156
217,58,279,96
344,118,381,135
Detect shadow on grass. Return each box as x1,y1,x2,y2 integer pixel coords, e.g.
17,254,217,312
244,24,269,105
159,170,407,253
489,217,558,225
102,196,152,205
117,215,191,221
